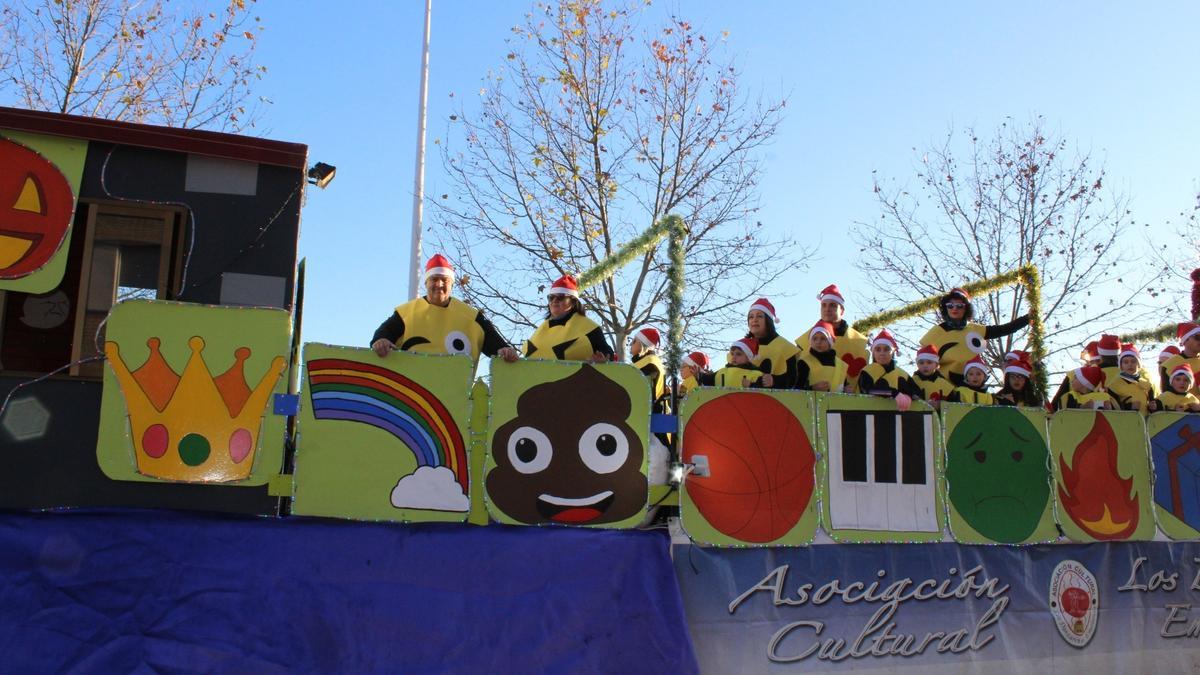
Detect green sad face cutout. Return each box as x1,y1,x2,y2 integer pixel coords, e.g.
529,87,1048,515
947,407,1050,542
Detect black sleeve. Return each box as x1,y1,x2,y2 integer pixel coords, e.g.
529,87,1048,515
946,390,962,403
795,360,812,390
697,371,716,386
899,376,922,398
1160,366,1171,393
371,311,405,346
857,371,875,394
474,312,512,357
1063,395,1080,410
639,363,660,379
984,315,1030,339
587,328,615,358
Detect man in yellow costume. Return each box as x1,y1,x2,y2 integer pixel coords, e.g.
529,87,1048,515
795,284,868,392
371,254,518,363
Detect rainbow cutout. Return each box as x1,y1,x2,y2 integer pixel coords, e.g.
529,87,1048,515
305,358,468,491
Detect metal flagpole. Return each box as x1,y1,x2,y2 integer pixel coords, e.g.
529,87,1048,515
408,0,433,299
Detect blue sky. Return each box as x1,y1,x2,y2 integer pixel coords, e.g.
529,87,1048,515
257,1,1200,361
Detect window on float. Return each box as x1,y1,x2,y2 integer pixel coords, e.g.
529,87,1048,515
0,202,185,379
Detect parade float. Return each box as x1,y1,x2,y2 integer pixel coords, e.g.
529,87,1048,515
2,105,1200,672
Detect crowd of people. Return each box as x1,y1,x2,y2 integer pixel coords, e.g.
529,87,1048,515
373,255,1200,416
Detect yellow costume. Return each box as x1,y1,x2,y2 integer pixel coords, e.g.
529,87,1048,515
752,334,800,386
913,371,955,401
1103,367,1156,414
712,364,760,388
919,323,988,383
796,324,868,392
1062,390,1114,410
1156,390,1200,412
947,385,994,405
393,297,485,360
524,312,603,361
678,374,700,397
797,349,848,392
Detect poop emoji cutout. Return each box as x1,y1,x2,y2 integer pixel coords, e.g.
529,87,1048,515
487,365,646,525
946,406,1050,542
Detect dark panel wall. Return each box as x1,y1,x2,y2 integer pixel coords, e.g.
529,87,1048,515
79,142,303,307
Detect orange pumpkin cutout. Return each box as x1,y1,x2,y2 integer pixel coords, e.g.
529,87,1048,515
0,137,75,279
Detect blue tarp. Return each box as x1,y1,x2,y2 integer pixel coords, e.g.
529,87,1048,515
0,510,697,673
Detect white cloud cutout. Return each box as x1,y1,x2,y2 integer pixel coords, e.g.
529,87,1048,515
390,465,470,512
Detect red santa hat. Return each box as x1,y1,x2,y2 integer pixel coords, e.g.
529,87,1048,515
1171,363,1195,386
871,329,899,353
809,321,836,343
915,344,940,363
1119,343,1140,363
1097,334,1121,357
1178,322,1200,344
547,274,580,298
1073,366,1106,392
632,326,661,350
423,253,455,282
816,284,845,306
1004,349,1030,363
731,337,759,360
1081,341,1099,363
947,287,971,303
963,356,990,378
1160,345,1182,364
748,298,778,324
683,351,711,371
1004,358,1033,378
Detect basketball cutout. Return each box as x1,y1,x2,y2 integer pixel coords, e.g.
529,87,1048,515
682,392,815,543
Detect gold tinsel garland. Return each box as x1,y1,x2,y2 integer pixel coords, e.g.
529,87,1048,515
852,265,1048,398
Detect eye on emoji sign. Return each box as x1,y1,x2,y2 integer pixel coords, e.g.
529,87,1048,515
486,365,646,525
0,137,75,279
947,406,1050,543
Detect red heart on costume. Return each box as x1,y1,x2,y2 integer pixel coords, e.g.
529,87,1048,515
842,353,867,377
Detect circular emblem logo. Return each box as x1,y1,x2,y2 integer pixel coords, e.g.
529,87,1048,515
1048,559,1099,647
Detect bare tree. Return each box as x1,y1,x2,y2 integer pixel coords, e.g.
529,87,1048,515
433,0,802,359
853,117,1171,373
0,0,267,132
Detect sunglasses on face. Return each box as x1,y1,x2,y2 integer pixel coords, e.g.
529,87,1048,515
945,302,967,309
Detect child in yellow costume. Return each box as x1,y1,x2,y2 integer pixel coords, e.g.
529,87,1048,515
947,356,995,405
1159,322,1200,398
1060,366,1115,410
912,344,954,404
919,287,1029,386
1106,343,1157,414
857,330,918,411
1156,364,1200,412
796,321,849,393
678,351,711,397
794,284,869,392
700,338,763,388
995,357,1043,407
630,326,668,414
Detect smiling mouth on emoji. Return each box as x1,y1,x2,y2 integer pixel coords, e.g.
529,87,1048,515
536,490,615,524
0,233,40,270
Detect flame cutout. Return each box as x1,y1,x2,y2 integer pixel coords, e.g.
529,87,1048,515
1058,413,1138,540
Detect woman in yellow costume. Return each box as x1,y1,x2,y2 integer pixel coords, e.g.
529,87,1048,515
371,254,518,363
745,298,799,389
919,287,1029,386
523,274,614,362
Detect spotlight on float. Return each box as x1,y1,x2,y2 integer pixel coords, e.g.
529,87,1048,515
306,162,336,189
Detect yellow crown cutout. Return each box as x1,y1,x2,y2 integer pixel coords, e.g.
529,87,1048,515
104,336,287,482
